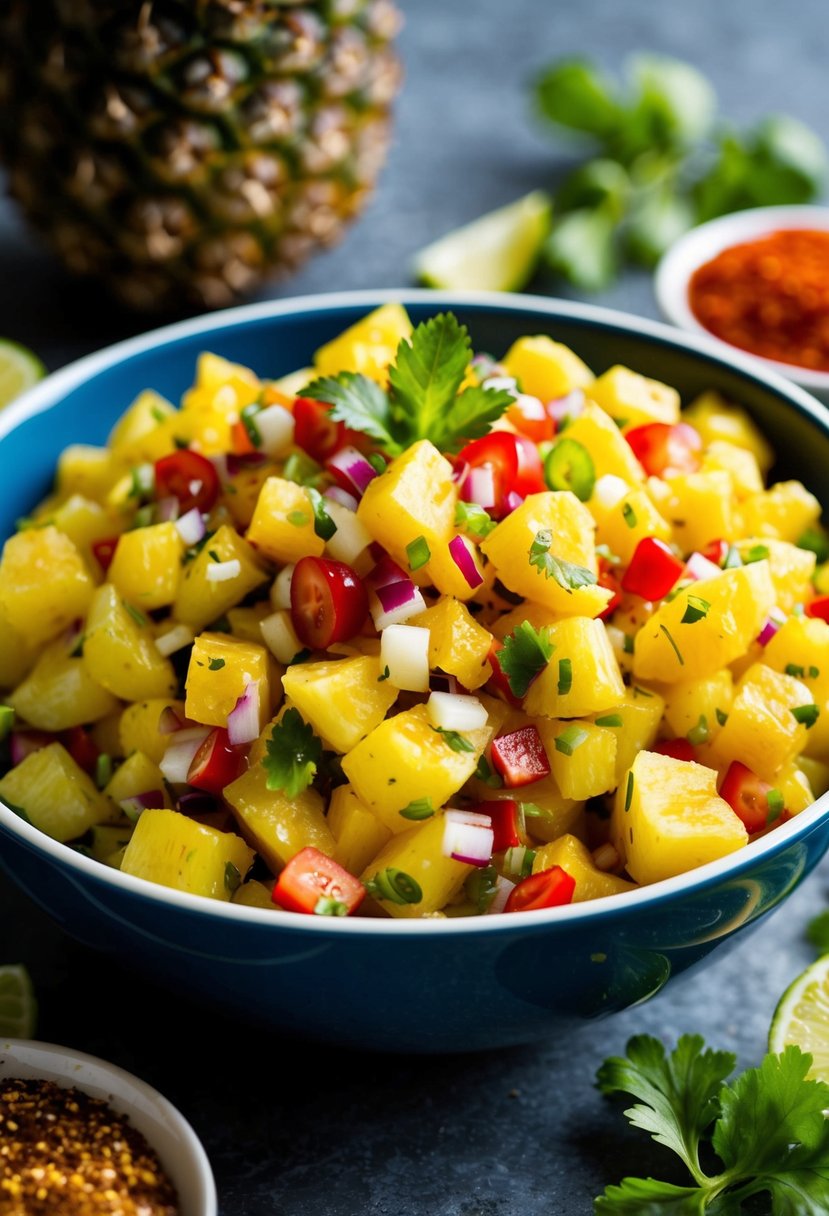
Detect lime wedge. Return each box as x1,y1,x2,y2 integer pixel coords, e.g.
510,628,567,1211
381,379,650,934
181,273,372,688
0,340,45,409
769,954,829,1080
413,190,553,292
0,964,37,1039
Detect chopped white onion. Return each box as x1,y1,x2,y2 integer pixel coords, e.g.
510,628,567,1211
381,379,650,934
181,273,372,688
154,623,195,656
206,558,241,583
685,552,723,582
227,680,261,746
486,875,516,914
270,564,295,611
175,508,206,546
324,500,373,565
441,809,494,867
593,474,629,510
380,623,430,692
426,691,488,733
260,610,303,664
256,404,295,457
159,727,211,785
369,583,427,631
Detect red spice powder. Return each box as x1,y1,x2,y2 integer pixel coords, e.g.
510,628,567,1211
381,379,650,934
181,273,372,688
688,228,829,372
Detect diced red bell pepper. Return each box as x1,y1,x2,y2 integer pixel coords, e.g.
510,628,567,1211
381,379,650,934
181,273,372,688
701,538,729,567
719,760,779,835
92,536,120,573
186,727,244,796
63,725,101,774
231,418,258,457
621,537,685,600
597,557,623,620
490,726,550,788
653,738,698,763
470,799,522,852
273,846,366,916
806,595,829,623
625,422,702,477
505,865,576,913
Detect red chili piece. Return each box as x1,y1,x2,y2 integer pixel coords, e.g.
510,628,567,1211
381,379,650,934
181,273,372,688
719,761,777,835
186,727,244,796
469,799,522,852
490,726,550,788
621,537,685,600
91,536,121,573
653,738,698,763
273,846,366,915
458,432,545,518
625,422,701,477
701,538,729,567
154,450,220,515
806,595,829,623
505,865,576,913
63,725,101,774
290,556,368,649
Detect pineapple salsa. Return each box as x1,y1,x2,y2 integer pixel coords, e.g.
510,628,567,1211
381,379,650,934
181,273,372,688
1,304,829,919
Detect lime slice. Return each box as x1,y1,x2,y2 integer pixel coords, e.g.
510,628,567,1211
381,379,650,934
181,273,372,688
413,190,553,292
0,340,45,409
769,954,829,1080
0,964,37,1039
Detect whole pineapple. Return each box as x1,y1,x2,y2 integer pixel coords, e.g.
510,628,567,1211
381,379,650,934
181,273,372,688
0,0,401,312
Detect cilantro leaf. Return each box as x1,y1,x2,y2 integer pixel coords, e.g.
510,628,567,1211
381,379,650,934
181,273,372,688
303,372,400,453
455,500,498,540
498,620,555,698
388,312,470,442
433,383,515,452
595,1177,707,1214
529,529,598,591
306,486,337,542
261,708,323,798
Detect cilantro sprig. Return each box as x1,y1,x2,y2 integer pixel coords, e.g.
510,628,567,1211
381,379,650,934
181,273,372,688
498,620,555,698
261,708,323,798
529,529,598,592
302,314,514,456
596,1035,829,1213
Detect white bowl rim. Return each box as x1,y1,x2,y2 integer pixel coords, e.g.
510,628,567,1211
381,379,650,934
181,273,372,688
654,204,829,389
0,1037,217,1216
1,286,829,937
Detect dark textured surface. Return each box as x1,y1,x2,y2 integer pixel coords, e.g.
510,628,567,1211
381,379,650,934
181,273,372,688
3,2,829,1212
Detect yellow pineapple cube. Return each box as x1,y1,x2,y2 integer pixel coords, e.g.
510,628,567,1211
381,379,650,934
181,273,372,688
410,598,492,689
633,561,776,683
489,600,557,641
701,441,763,498
174,524,268,632
734,539,814,613
662,670,734,744
328,784,393,875
709,663,812,781
763,615,829,760
501,335,594,400
281,655,398,754
523,617,624,718
245,476,325,564
482,491,611,617
588,365,680,428
683,391,773,472
9,637,120,731
740,481,821,542
663,471,737,553
532,834,636,901
590,484,671,565
0,603,36,689
798,756,829,797
233,879,279,910
83,584,177,701
611,751,747,885
108,522,183,610
108,390,178,466
487,779,585,845
227,604,272,643
0,742,112,843
775,762,815,817
185,632,271,730
539,720,617,800
119,698,186,765
120,808,254,899
104,750,168,811
314,303,412,382
56,444,119,503
360,812,472,918
50,495,122,569
592,686,665,785
223,763,334,871
223,461,278,529
555,401,645,485
0,526,94,647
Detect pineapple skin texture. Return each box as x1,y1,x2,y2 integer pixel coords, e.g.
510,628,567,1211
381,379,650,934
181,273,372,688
0,1,402,312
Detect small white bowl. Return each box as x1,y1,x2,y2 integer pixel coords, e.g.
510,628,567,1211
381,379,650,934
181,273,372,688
655,204,829,402
0,1039,217,1216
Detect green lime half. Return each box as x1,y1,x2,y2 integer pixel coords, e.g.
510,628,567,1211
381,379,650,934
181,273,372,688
413,190,553,292
0,964,37,1039
769,954,829,1081
0,340,45,409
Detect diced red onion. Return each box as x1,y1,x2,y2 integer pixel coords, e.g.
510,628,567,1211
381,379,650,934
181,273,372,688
442,809,494,867
175,508,206,546
206,558,241,583
685,552,723,582
155,495,180,523
324,485,359,511
366,553,409,591
158,705,185,735
448,535,484,589
327,446,378,497
370,581,427,630
486,875,517,914
10,730,53,767
547,388,585,421
757,615,782,647
504,490,524,514
119,790,164,823
159,727,211,785
227,680,261,746
462,466,496,509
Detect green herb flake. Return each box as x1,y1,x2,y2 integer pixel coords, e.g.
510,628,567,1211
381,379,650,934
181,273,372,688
624,771,634,812
681,594,711,624
715,707,728,726
314,896,349,917
240,403,263,447
208,549,221,562
224,861,242,895
744,543,770,564
283,450,324,488
306,486,337,542
529,529,597,591
261,708,323,797
377,665,391,682
621,501,637,528
557,657,573,696
687,714,709,746
454,500,497,539
623,633,634,655
365,868,423,905
432,727,475,753
498,620,555,698
95,753,112,790
208,657,226,671
659,624,684,666
465,865,499,915
399,797,435,821
786,663,806,678
766,788,785,825
810,665,821,678
287,509,310,527
474,754,503,788
0,705,14,741
595,713,623,727
797,526,829,563
123,602,147,628
503,845,536,880
792,703,820,728
554,724,589,756
406,535,431,571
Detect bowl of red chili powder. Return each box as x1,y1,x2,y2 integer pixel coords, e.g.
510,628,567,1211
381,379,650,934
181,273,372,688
655,205,829,401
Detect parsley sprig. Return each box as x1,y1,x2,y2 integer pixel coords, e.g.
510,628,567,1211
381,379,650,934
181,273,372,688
261,708,323,798
529,529,598,591
498,621,555,698
596,1035,829,1213
302,314,514,456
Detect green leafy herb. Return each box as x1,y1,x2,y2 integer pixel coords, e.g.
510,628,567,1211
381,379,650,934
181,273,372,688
377,665,391,682
557,657,573,696
766,788,785,825
786,663,806,678
715,708,729,727
283,450,324,488
498,620,555,698
365,868,423,905
303,314,513,456
306,487,337,542
621,502,637,529
744,543,770,564
622,633,634,655
554,724,589,756
659,624,684,666
406,535,431,571
240,403,262,447
595,714,623,728
503,845,536,880
399,798,435,821
454,500,497,539
262,708,323,798
529,529,597,591
314,896,349,917
465,864,499,914
287,510,310,528
624,771,634,812
123,602,147,628
207,549,221,563
798,527,829,563
224,862,242,895
595,1035,829,1214
432,727,475,753
681,595,711,624
792,703,820,729
208,657,226,671
474,754,503,788
687,714,709,746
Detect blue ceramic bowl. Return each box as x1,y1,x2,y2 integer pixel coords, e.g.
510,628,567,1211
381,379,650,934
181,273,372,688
2,290,829,1054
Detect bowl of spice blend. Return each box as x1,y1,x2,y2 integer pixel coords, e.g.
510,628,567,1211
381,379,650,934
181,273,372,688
655,205,829,402
0,1038,216,1216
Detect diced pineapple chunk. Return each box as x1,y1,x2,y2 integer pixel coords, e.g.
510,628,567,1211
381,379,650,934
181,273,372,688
174,524,268,632
590,483,671,566
57,444,119,503
90,824,134,864
0,526,94,647
740,481,821,542
104,750,167,811
108,390,178,466
539,720,617,800
360,813,472,918
501,335,594,400
328,784,393,875
185,632,271,730
245,476,325,565
532,834,636,901
481,491,611,617
523,617,625,718
734,539,815,613
314,303,412,382
0,742,112,842
223,461,278,529
798,756,829,798
709,663,812,781
775,762,815,817
661,470,737,553
108,522,184,610
410,597,492,689
684,391,773,472
554,401,645,486
120,808,254,900
588,366,680,428
342,704,491,834
50,495,121,569
119,698,186,765
762,616,829,760
662,670,733,744
701,441,763,498
633,561,776,683
233,879,279,909
83,584,177,701
592,686,665,785
281,655,398,754
0,603,36,689
9,637,120,731
223,763,333,871
611,751,747,885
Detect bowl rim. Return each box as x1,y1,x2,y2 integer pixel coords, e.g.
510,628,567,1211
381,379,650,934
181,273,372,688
0,1037,217,1216
2,285,829,937
654,204,829,389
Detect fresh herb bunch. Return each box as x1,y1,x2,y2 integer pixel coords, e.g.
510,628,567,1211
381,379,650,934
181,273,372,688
595,1033,829,1212
533,54,827,289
